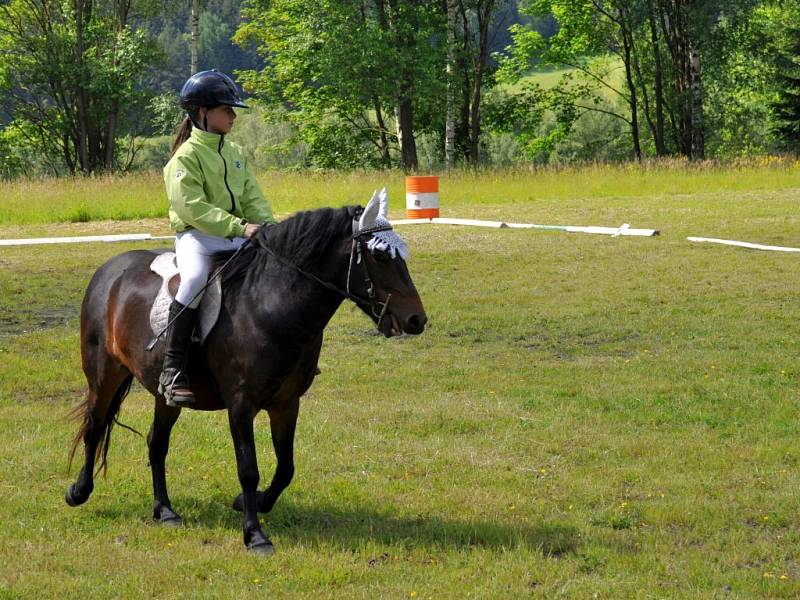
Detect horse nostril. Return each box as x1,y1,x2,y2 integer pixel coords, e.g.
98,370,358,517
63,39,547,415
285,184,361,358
405,313,427,332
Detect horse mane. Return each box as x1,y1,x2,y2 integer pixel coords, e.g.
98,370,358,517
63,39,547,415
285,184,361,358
215,205,357,286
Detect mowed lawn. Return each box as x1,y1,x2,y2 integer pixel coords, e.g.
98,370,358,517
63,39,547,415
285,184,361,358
2,165,800,597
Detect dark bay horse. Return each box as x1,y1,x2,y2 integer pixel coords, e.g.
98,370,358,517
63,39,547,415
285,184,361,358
65,198,427,554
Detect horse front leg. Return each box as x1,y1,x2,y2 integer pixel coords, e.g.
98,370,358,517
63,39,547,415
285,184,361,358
261,400,299,512
148,401,182,526
232,399,299,514
228,401,274,555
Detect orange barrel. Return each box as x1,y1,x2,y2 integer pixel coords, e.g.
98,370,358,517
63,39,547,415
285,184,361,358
406,175,439,219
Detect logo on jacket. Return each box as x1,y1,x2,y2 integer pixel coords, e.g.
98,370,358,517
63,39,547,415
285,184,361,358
175,169,185,179
235,160,242,169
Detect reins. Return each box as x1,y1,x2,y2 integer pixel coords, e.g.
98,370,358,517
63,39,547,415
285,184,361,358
259,220,394,327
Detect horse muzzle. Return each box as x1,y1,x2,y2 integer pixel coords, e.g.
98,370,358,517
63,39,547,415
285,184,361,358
381,310,427,337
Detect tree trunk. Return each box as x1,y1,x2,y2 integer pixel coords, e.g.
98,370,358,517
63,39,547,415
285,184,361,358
73,0,90,174
689,46,704,160
457,0,471,160
631,30,657,157
387,0,418,171
468,1,493,164
445,0,456,169
618,7,641,160
191,0,200,74
105,102,118,169
373,98,391,168
648,1,667,155
658,0,692,156
397,98,418,171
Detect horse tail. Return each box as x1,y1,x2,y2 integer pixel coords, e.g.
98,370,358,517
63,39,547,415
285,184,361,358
67,375,134,476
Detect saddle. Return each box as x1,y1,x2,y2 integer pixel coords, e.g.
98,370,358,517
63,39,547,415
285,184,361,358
149,253,222,344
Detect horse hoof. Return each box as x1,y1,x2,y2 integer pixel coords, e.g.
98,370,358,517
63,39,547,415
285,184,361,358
247,541,275,556
159,513,183,527
154,505,183,527
65,484,89,507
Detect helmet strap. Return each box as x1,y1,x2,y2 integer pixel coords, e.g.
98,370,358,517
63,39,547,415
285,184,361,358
187,110,200,130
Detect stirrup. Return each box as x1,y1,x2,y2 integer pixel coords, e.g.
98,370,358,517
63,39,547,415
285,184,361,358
158,369,195,407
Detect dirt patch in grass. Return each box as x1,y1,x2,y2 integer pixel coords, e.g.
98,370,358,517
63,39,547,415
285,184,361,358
0,303,78,338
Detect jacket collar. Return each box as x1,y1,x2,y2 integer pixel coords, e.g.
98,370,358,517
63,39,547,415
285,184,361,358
190,127,224,148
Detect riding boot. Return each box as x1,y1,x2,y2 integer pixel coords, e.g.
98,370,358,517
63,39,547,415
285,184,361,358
158,300,198,408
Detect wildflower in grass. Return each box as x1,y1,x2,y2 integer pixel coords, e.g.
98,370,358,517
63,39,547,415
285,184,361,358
764,572,774,578
780,574,789,580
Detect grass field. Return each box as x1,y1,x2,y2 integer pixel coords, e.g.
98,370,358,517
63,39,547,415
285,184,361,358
2,164,800,597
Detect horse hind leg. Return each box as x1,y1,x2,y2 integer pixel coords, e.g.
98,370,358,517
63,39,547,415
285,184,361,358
65,368,133,507
148,401,183,526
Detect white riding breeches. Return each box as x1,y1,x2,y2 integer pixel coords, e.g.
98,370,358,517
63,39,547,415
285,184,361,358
174,229,247,308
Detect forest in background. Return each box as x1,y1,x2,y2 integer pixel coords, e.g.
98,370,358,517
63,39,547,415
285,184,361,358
0,0,798,177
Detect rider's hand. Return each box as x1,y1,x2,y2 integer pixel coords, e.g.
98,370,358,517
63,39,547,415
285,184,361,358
244,223,262,239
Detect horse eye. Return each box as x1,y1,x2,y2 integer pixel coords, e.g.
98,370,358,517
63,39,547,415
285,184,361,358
372,249,391,262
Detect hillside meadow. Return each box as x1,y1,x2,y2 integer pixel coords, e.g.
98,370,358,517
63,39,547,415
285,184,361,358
2,162,800,597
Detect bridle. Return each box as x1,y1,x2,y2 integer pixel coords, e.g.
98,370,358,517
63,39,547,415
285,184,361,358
259,210,395,330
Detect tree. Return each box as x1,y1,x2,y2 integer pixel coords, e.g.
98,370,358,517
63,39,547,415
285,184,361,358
445,0,457,168
497,0,643,160
0,0,159,175
192,0,201,74
768,1,800,151
500,0,763,161
449,0,508,164
236,0,445,170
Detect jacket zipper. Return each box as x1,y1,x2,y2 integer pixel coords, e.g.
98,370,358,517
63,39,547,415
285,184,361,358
218,136,237,213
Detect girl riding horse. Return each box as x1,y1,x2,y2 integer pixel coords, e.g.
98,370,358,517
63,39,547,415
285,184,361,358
161,69,274,407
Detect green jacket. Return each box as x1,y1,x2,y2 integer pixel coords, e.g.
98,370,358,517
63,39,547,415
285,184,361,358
164,127,275,238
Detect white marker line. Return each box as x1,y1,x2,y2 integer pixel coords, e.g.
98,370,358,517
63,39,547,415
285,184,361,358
687,237,800,253
393,218,658,236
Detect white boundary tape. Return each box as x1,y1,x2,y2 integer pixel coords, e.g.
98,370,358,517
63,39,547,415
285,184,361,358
0,233,174,247
687,237,800,253
391,217,659,237
0,218,659,247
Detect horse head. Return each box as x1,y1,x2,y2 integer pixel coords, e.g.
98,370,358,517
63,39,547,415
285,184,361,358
349,188,427,337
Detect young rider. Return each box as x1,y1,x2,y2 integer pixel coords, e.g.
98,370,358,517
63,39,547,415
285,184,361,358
160,69,275,407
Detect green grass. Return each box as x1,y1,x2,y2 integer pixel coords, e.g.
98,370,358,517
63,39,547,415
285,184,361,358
2,164,800,597
2,158,800,228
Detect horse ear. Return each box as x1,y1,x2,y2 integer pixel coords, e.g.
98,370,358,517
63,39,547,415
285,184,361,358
378,187,389,220
359,190,380,230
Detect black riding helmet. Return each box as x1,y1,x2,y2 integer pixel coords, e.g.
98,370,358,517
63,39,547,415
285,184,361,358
180,69,249,111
